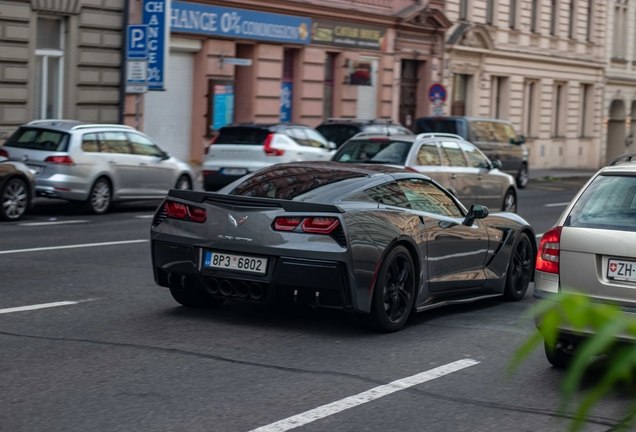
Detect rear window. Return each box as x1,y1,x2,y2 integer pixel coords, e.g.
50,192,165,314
316,125,360,146
333,140,412,165
228,165,366,200
468,121,518,144
566,175,636,232
215,127,271,145
415,119,461,136
5,127,70,152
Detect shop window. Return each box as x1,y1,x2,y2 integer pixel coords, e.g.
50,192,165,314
34,17,65,119
323,53,337,121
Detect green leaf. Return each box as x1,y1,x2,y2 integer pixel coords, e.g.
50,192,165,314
508,331,544,376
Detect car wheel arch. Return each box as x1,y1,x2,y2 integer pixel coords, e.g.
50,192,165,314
1,174,32,202
372,236,423,305
516,228,537,282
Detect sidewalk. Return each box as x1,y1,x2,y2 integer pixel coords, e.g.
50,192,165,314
529,168,598,180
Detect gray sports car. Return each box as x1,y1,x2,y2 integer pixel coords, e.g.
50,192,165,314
151,162,536,332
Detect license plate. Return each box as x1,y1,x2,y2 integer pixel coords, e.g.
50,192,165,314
607,258,636,282
27,165,43,175
204,251,267,274
221,168,247,176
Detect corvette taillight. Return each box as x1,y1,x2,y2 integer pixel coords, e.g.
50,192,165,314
536,226,562,274
273,216,340,234
274,217,302,231
302,217,340,234
164,201,206,223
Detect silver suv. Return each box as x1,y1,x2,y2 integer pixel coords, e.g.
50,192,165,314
534,153,636,367
0,120,194,214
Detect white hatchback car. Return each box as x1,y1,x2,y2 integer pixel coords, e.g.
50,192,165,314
202,123,335,191
0,120,194,214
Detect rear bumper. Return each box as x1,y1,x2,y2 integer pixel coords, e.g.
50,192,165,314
202,172,245,191
35,174,89,201
152,240,353,309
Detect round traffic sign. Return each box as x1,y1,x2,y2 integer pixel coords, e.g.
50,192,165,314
428,83,447,104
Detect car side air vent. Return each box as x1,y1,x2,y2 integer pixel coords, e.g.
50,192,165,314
331,224,347,248
153,206,168,227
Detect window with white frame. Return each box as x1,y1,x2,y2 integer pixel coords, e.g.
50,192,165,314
34,17,65,120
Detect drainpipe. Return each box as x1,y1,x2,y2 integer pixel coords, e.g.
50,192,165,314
118,0,130,124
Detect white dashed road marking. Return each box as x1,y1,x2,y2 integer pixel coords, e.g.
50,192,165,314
249,358,479,432
0,301,80,315
0,239,149,255
543,202,570,207
535,233,544,238
134,215,155,219
19,220,89,226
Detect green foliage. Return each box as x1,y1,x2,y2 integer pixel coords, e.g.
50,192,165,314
509,292,636,432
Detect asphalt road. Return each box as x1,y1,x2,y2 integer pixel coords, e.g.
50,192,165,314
1,176,631,432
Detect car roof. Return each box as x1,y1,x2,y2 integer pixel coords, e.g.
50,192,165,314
346,133,464,142
602,154,636,174
23,120,136,133
319,118,397,126
416,116,514,125
223,123,309,129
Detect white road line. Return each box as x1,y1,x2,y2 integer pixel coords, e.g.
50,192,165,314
134,215,155,219
19,220,89,226
249,358,479,432
0,239,149,255
544,202,570,207
0,301,79,315
536,233,544,238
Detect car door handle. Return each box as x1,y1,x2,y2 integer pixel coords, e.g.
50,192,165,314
139,162,148,166
108,160,117,164
450,174,457,180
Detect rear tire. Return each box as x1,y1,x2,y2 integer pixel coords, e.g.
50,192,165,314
355,245,416,332
0,177,29,221
502,188,517,213
544,341,574,369
85,177,112,215
516,164,529,189
503,233,533,301
169,284,225,309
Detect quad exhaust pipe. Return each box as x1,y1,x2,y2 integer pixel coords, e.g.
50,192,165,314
171,273,265,300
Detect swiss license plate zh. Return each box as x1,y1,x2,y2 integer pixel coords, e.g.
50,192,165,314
204,251,267,275
607,258,636,282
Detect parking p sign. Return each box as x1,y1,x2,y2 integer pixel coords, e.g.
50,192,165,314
127,25,148,59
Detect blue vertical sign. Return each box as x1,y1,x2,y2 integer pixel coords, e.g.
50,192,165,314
143,0,169,90
280,82,293,122
212,84,234,130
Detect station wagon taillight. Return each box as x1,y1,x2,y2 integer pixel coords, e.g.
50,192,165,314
536,227,562,274
163,201,207,223
45,156,74,165
263,134,284,157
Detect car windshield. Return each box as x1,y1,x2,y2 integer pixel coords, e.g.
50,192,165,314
228,165,366,200
415,118,460,135
332,140,412,165
215,127,271,145
4,127,70,152
566,175,636,232
316,125,360,146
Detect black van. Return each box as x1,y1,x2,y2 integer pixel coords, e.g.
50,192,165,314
415,117,529,188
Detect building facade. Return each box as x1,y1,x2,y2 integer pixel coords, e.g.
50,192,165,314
443,0,606,170
0,0,125,142
125,0,451,164
604,0,636,164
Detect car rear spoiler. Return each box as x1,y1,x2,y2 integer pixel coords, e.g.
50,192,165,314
168,190,345,213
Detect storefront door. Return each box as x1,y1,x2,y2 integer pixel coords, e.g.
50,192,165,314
356,57,378,119
399,60,419,130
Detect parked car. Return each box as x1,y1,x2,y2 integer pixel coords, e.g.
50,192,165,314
202,123,335,192
534,153,636,367
0,155,35,221
151,162,535,332
316,118,413,148
414,117,529,188
332,132,518,212
0,120,194,214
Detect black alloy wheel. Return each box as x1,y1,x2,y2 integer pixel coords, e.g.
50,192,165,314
1,178,29,221
86,177,112,215
356,245,416,332
176,175,192,190
502,189,517,213
503,233,533,301
516,164,529,189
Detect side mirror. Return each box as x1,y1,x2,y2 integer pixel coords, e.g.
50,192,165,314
463,204,489,226
328,141,337,150
491,159,502,170
161,151,170,160
518,134,526,144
